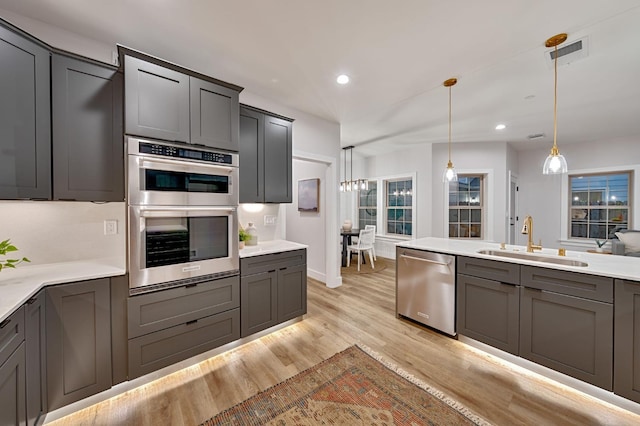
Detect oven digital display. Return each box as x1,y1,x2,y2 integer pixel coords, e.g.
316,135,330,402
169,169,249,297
139,142,233,165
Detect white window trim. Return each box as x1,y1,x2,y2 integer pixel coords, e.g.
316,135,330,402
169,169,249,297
443,168,494,241
560,164,639,249
356,172,417,240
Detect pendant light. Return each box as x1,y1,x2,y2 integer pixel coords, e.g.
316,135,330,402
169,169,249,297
443,78,458,182
542,33,569,175
339,146,368,192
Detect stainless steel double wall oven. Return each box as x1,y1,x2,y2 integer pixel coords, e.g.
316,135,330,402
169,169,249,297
127,136,239,294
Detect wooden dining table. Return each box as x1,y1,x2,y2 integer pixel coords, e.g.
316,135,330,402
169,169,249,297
340,228,361,267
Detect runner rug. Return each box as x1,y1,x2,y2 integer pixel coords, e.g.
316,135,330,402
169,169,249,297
201,344,491,425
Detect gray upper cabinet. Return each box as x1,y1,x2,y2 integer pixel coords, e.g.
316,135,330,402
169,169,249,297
25,292,47,426
46,279,112,410
52,54,124,201
239,105,293,203
124,55,190,143
123,51,243,150
190,78,239,151
614,279,640,403
0,22,51,200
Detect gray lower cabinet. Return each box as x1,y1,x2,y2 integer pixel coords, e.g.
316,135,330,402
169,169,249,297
239,105,293,203
0,343,26,426
457,274,520,355
46,278,112,410
240,249,307,337
52,54,124,201
520,287,613,390
25,292,46,426
0,20,51,200
124,55,190,143
614,279,640,403
127,276,241,379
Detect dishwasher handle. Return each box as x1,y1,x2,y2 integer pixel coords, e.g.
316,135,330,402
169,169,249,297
399,253,451,266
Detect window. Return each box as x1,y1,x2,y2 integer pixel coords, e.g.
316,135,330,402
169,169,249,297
386,179,412,236
449,175,483,238
569,172,631,239
358,181,377,228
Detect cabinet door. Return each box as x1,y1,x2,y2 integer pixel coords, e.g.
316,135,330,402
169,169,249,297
52,54,124,201
0,343,26,426
0,24,51,200
240,271,277,337
25,292,47,426
190,78,239,151
239,107,264,203
264,115,292,203
46,279,112,410
457,274,520,355
614,279,640,403
278,264,307,322
520,287,613,390
124,56,189,142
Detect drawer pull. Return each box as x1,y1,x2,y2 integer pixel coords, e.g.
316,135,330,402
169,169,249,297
185,283,198,289
0,319,10,329
27,297,37,305
186,319,198,325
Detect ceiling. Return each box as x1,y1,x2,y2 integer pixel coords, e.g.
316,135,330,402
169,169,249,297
1,0,640,156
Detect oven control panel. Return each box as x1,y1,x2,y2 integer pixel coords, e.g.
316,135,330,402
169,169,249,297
138,141,234,165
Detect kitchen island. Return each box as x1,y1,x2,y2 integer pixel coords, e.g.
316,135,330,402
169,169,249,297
397,237,640,408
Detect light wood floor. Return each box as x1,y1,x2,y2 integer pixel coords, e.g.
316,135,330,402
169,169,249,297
47,258,640,425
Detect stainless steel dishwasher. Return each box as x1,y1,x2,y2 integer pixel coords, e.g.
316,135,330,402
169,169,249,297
396,247,456,336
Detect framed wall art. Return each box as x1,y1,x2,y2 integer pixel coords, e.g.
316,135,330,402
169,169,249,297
298,178,320,212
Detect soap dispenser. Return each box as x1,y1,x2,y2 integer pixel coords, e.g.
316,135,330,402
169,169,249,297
246,222,258,246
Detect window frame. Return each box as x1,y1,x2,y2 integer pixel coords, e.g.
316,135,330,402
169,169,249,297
356,172,417,240
561,165,638,246
385,177,414,237
443,168,494,241
447,174,485,239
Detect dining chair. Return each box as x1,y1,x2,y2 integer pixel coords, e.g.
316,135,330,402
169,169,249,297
347,228,375,271
364,225,377,260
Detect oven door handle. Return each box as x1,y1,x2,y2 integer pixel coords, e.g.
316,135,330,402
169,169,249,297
139,206,236,218
139,157,236,175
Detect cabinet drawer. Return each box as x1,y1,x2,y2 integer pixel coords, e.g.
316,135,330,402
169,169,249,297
0,306,25,368
241,249,306,276
128,308,240,379
457,256,520,284
521,266,613,303
128,275,239,338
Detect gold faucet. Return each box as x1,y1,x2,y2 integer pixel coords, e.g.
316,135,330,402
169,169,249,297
521,215,542,253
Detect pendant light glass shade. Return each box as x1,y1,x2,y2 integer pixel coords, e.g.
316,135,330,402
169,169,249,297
542,33,569,175
442,78,458,182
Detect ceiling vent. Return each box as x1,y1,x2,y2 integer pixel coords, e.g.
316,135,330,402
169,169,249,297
527,133,546,140
545,36,589,68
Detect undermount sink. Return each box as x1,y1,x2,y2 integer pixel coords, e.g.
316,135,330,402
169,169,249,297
477,249,589,267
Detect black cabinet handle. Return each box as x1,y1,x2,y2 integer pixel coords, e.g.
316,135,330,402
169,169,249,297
186,319,198,325
185,283,198,289
0,319,10,329
27,297,37,305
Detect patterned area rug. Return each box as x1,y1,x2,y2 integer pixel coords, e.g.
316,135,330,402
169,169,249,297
202,345,491,425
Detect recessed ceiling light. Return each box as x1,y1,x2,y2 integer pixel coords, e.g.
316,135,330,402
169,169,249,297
495,124,506,130
336,74,350,85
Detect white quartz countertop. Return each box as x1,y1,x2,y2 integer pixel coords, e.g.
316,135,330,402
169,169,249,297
397,238,640,281
240,240,308,258
0,259,125,323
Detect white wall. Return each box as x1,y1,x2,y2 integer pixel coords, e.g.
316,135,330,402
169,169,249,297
238,204,283,242
517,137,640,250
0,201,126,267
285,159,327,282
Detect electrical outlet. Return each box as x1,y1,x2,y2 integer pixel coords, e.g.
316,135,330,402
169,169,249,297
264,215,277,226
104,220,118,236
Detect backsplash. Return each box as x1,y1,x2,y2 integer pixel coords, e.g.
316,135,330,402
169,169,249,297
238,204,284,243
0,201,126,267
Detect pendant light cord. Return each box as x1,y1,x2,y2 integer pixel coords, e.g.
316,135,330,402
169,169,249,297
553,45,558,151
448,85,452,163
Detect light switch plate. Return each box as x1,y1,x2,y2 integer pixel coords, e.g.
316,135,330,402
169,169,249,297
104,220,118,235
264,215,277,226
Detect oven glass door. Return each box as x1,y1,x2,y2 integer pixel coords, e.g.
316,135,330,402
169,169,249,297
128,156,238,206
129,206,239,290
